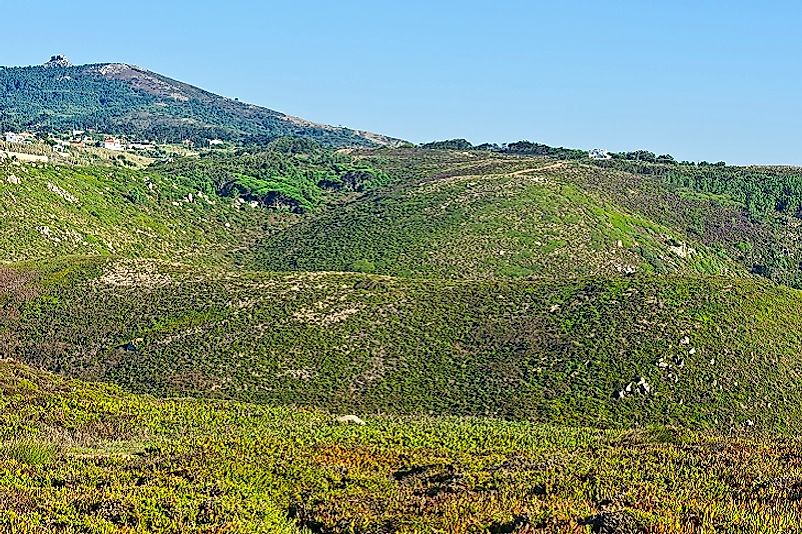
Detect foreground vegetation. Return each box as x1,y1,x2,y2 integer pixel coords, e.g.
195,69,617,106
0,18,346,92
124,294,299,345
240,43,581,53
3,361,802,533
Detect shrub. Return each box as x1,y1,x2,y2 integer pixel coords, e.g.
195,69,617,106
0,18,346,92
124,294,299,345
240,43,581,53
350,259,376,273
1,436,57,466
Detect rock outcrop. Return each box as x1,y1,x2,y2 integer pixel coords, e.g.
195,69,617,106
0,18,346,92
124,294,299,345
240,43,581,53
44,55,72,68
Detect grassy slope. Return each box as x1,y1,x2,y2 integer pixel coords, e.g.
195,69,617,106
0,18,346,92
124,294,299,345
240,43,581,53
3,361,802,533
576,160,802,288
0,159,273,264
5,257,802,433
5,147,802,531
250,150,744,279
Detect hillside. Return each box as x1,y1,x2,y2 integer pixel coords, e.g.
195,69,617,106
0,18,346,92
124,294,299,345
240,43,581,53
250,149,745,279
3,256,802,433
8,144,801,287
0,59,402,147
0,140,391,263
250,148,802,289
0,158,269,264
6,142,802,532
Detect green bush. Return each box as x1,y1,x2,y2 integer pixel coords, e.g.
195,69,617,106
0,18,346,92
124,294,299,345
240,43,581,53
1,436,57,466
350,259,376,273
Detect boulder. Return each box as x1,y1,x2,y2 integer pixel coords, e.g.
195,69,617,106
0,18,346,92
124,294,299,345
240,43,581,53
336,415,366,426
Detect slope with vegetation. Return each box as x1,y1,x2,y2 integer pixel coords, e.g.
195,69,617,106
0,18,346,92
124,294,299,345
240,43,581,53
5,137,802,532
2,257,801,434
585,158,802,287
250,149,743,279
0,61,402,147
0,140,390,263
0,157,269,264
152,137,390,213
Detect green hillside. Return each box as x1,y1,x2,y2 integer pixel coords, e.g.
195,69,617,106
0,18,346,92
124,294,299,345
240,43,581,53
250,148,802,289
250,149,744,279
0,142,389,263
3,256,801,433
0,158,268,264
0,61,401,147
583,158,802,288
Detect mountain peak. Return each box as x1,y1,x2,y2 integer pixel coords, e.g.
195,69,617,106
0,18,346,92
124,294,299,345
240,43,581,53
44,55,72,68
1,59,404,148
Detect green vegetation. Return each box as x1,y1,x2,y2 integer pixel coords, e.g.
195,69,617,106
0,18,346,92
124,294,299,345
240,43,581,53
153,138,389,213
0,158,270,263
420,138,475,150
3,361,802,532
1,257,800,434
5,138,802,531
596,158,802,219
0,63,396,147
0,143,389,263
251,150,742,279
585,158,802,287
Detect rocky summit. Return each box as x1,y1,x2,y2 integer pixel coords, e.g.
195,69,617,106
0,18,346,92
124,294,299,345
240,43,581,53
43,54,72,68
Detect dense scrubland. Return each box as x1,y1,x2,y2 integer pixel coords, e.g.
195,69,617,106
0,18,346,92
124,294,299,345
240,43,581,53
3,257,802,434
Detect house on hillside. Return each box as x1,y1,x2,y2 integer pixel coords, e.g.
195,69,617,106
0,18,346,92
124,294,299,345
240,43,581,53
208,139,224,147
104,137,123,151
589,148,611,160
4,132,35,144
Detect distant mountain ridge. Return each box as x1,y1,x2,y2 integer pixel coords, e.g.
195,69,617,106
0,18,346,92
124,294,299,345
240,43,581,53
0,57,403,147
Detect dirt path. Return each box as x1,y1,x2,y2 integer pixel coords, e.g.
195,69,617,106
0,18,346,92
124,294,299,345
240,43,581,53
506,161,565,176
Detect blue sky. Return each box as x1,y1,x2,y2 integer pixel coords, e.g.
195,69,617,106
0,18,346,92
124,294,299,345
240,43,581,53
5,0,802,164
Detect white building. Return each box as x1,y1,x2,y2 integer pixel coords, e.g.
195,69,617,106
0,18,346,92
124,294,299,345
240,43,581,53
129,143,155,150
589,148,611,160
104,137,123,151
4,132,22,143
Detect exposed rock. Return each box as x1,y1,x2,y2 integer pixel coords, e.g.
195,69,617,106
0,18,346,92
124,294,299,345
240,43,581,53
6,175,20,185
47,182,78,203
635,377,651,394
668,241,693,259
615,377,652,399
336,415,366,425
44,55,72,68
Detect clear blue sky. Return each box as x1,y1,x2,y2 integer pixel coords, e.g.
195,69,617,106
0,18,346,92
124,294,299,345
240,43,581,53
5,0,802,164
